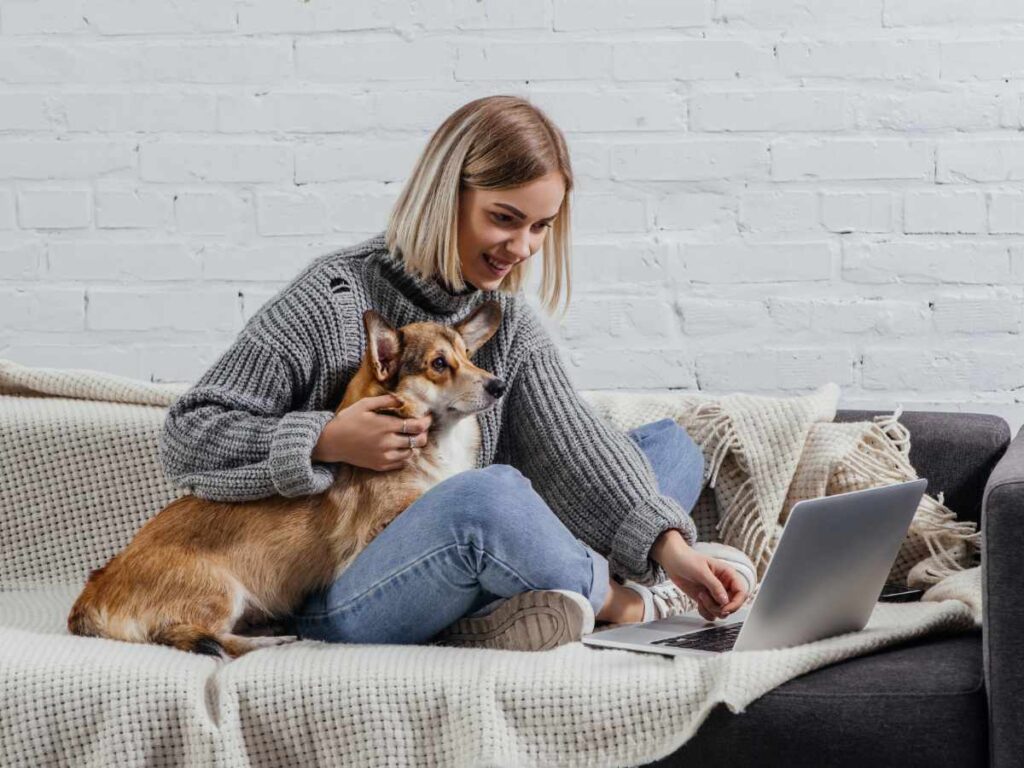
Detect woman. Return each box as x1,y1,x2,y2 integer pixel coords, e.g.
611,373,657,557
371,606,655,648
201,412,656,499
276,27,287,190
158,95,753,652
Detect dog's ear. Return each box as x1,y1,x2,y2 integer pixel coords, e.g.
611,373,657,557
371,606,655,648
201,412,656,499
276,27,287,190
453,300,502,357
363,309,402,383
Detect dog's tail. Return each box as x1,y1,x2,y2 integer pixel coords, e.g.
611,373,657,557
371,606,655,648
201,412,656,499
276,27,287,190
149,623,245,659
69,611,255,660
85,617,256,660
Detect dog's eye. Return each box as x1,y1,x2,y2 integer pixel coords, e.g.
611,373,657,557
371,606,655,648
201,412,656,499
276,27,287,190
432,356,447,371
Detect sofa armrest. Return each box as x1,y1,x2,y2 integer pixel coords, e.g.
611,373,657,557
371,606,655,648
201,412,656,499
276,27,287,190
982,425,1024,768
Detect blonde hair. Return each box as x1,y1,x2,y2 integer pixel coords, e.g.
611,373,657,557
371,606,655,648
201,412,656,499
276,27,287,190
385,94,574,318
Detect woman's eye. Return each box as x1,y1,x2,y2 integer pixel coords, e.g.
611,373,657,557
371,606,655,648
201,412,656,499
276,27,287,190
490,212,553,230
432,356,447,371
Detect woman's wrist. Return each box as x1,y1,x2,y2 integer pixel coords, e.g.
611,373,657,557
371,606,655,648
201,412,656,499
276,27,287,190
312,418,340,463
651,528,689,565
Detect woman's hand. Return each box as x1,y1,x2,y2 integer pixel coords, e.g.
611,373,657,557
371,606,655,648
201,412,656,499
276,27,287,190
651,530,749,621
312,394,433,472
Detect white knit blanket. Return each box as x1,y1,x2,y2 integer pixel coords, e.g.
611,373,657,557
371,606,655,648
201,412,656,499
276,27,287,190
0,359,982,768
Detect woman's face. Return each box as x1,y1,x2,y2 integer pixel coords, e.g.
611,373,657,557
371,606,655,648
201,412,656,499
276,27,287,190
456,170,565,291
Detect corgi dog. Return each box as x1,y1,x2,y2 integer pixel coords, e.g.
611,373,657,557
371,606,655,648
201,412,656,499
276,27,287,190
67,300,505,660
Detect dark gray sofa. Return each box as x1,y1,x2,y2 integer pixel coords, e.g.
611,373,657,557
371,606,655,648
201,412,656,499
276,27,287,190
643,409,1016,768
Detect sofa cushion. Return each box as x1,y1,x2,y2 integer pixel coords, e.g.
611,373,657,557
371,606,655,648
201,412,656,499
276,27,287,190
645,630,987,768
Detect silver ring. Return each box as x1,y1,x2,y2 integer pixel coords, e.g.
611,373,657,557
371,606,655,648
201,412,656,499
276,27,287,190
401,419,409,434
408,434,415,450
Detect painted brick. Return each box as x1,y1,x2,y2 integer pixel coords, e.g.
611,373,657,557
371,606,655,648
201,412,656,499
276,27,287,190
679,242,833,283
903,190,986,234
820,191,893,233
843,242,1010,284
691,91,847,132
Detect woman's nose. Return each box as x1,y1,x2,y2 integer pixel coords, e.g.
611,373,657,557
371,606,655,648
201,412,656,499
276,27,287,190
507,230,531,260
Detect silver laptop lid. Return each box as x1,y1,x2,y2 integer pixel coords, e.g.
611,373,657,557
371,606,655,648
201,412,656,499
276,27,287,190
732,477,927,652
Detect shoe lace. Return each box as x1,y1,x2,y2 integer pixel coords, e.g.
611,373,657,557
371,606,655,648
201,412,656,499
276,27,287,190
649,580,698,619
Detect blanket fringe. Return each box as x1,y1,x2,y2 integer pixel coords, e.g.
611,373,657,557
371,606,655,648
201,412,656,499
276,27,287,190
873,405,912,457
715,476,773,578
682,400,978,592
912,494,982,572
836,408,981,584
685,401,746,488
840,418,917,483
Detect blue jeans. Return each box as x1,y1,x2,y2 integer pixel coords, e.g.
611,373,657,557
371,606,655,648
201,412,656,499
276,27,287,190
286,418,704,645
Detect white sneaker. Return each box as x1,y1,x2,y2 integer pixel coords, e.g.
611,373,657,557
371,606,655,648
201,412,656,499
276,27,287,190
620,579,699,622
431,589,596,651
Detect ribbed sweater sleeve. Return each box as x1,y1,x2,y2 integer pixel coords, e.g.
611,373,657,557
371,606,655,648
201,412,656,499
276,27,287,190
504,343,699,587
158,330,336,501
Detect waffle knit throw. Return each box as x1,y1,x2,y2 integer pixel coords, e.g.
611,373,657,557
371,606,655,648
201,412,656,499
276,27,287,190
0,359,982,768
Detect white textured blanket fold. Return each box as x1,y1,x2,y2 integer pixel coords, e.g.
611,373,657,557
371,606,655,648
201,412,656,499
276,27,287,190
0,360,983,768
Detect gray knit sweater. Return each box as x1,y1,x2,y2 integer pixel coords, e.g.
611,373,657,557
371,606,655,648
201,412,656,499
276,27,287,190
158,232,697,585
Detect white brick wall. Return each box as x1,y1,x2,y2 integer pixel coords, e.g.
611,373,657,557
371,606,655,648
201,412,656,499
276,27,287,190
1,0,1022,433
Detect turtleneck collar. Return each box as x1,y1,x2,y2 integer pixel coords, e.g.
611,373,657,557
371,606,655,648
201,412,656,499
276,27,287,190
363,231,507,317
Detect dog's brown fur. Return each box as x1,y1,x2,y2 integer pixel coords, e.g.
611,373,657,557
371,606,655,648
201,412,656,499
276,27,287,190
67,301,504,659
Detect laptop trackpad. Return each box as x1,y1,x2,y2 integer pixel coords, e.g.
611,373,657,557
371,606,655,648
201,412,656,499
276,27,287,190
593,623,707,642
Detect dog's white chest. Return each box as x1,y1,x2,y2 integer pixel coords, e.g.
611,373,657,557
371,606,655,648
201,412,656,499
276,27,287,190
425,417,480,484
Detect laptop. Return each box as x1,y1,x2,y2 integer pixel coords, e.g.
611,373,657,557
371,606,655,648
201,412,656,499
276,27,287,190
582,478,928,657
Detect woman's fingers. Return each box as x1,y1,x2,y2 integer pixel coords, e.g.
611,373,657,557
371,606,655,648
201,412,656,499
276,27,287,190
362,393,402,411
722,596,745,614
388,413,432,434
701,566,730,607
697,578,735,620
696,591,719,621
380,450,414,470
388,432,427,450
701,559,749,614
670,554,748,621
722,580,748,613
715,563,749,613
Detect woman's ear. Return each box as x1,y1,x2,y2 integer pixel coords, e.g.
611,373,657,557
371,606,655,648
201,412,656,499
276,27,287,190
454,300,503,357
363,310,402,382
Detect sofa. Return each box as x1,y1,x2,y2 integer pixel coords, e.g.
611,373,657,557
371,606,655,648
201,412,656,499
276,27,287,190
646,409,1014,768
0,385,1017,768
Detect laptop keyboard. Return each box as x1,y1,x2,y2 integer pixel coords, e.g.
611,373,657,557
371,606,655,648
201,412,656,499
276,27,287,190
643,581,920,653
651,622,744,652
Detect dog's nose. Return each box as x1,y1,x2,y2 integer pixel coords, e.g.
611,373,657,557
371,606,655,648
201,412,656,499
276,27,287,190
485,378,506,398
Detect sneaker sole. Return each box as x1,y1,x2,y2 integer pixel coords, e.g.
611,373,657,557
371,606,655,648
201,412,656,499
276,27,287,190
431,590,592,652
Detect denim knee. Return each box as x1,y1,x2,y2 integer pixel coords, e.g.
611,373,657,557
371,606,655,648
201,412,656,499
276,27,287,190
634,417,678,437
630,417,689,444
425,464,543,532
440,464,529,498
663,421,702,475
676,425,705,479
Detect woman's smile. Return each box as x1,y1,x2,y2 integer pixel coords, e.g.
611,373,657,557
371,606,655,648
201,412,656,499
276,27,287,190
482,252,515,277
